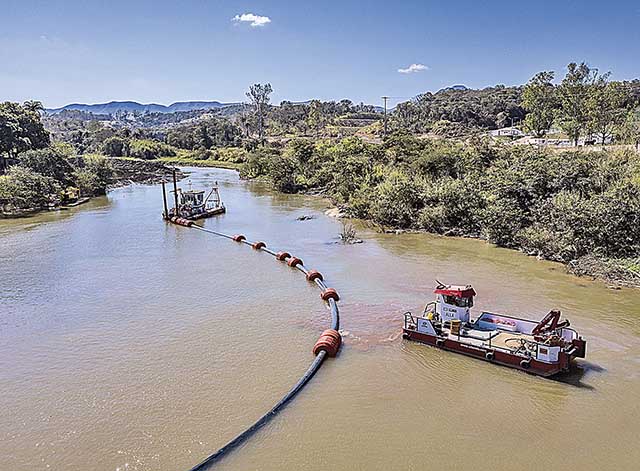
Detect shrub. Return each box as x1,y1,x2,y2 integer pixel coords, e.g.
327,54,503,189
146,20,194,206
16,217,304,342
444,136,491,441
481,196,527,247
216,147,248,163
239,147,278,179
102,136,130,157
517,191,587,261
72,169,99,196
417,177,485,235
81,154,113,194
17,147,75,185
267,155,298,193
0,166,60,210
370,171,421,227
585,181,640,257
129,139,176,159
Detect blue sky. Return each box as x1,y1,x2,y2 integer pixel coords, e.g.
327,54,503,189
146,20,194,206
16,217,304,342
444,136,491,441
1,0,639,108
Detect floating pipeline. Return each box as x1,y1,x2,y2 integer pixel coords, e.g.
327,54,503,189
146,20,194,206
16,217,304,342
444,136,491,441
165,217,342,470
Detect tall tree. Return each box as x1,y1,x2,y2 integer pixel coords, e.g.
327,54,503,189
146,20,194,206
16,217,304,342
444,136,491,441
522,71,557,137
557,62,596,146
306,100,327,137
0,101,50,172
586,74,625,144
619,108,640,151
246,83,273,142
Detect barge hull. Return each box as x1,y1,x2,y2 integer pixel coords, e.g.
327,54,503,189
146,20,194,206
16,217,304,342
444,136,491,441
186,207,226,220
403,329,570,377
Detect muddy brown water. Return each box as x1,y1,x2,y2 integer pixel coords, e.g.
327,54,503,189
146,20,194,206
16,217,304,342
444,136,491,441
1,167,639,470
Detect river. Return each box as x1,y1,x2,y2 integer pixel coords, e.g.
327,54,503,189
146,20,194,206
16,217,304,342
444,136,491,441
1,167,639,470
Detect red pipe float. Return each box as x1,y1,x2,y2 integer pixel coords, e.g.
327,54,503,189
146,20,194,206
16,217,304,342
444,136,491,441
252,241,266,250
232,234,246,242
321,288,340,302
169,217,194,227
312,329,342,357
287,257,303,268
306,270,324,282
275,251,291,261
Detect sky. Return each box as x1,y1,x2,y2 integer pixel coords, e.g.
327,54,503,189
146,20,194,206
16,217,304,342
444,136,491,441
1,0,639,108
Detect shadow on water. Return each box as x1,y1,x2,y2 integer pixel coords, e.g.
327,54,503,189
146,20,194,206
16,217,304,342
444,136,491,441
549,361,605,390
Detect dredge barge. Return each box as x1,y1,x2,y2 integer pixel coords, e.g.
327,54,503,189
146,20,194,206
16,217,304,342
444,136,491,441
162,169,225,220
403,283,586,377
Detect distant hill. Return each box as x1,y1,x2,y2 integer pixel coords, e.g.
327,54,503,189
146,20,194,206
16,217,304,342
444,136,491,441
46,100,239,115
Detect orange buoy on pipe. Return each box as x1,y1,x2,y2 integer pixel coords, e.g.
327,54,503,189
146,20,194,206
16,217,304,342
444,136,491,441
252,241,266,250
312,329,342,357
287,257,303,268
276,251,290,261
306,270,324,282
321,288,340,302
232,234,246,242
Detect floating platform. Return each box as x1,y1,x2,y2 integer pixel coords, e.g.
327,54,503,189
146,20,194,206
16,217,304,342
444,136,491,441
402,284,586,377
184,206,226,220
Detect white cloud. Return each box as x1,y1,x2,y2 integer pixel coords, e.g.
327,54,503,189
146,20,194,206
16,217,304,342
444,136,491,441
398,63,429,74
232,13,272,27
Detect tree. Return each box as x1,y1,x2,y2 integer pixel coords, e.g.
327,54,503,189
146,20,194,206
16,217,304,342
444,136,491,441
557,63,596,146
619,108,640,151
102,136,130,157
18,147,75,184
587,76,625,144
392,101,421,133
306,100,327,137
0,101,50,171
522,71,557,137
196,123,213,149
246,83,273,142
0,166,60,210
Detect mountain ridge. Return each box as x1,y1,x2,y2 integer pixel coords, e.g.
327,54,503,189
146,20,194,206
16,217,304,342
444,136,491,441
47,100,239,115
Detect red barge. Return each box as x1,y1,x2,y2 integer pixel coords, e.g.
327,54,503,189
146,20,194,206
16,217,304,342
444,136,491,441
403,283,586,377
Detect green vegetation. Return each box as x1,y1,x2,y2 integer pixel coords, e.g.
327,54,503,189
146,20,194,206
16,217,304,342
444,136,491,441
0,103,113,215
389,86,524,135
5,62,640,285
239,135,640,284
522,71,557,137
1,101,50,171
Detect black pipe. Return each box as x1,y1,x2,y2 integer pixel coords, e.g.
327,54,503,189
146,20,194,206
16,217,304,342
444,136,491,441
188,351,327,471
172,169,180,216
161,181,169,219
179,223,340,470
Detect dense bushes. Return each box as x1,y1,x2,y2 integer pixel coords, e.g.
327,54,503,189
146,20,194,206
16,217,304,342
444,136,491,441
129,139,176,159
0,166,60,210
240,135,640,264
0,147,113,212
102,137,176,159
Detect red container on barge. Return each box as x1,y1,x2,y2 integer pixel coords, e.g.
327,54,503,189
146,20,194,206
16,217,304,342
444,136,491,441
402,283,586,377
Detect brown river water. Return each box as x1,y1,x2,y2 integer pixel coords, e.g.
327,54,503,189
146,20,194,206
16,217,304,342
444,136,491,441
1,167,639,471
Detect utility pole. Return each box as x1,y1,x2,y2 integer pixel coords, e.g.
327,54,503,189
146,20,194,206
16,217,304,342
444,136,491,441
382,96,389,139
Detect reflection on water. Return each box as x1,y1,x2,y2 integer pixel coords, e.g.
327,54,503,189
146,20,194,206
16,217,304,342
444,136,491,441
1,167,639,471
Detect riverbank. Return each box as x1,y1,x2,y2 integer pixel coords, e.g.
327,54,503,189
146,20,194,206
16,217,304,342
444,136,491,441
159,156,242,171
239,136,640,289
107,157,182,188
322,205,640,289
1,157,179,218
